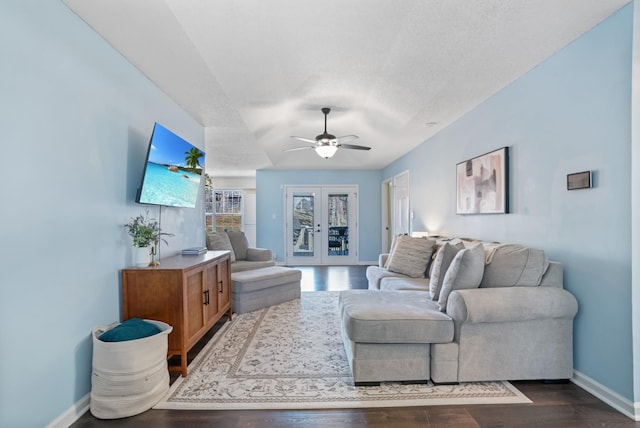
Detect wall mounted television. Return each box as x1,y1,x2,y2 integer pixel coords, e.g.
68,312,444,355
136,122,205,208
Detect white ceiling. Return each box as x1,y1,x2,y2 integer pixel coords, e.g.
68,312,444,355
64,0,629,177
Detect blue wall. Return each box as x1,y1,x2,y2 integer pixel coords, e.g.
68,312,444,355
384,5,634,400
256,170,382,263
0,2,205,426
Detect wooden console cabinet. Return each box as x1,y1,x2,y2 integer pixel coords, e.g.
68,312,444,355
121,250,232,376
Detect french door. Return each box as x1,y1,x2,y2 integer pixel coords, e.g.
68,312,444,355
285,186,358,265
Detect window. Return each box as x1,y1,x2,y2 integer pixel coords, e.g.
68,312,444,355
213,190,242,233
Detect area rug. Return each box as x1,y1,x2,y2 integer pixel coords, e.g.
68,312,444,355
154,291,530,410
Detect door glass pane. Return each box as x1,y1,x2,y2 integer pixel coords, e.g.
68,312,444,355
293,195,314,257
327,193,348,256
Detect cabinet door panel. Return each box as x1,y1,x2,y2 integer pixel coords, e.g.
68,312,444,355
204,262,219,325
122,270,183,353
185,269,206,341
218,257,230,311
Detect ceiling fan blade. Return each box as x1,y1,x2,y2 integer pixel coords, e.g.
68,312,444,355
338,143,371,151
335,135,359,144
283,146,315,152
290,136,317,144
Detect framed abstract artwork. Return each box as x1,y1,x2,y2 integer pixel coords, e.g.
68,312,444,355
456,147,509,214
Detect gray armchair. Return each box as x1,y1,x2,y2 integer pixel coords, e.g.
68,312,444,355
206,231,275,273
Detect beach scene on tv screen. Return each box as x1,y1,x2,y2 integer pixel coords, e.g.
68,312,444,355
138,124,205,208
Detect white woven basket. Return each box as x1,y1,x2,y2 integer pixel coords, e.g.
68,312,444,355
90,320,172,419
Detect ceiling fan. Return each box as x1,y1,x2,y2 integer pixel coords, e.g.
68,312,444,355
285,107,371,159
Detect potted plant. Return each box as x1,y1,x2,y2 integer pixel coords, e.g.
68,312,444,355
125,211,172,266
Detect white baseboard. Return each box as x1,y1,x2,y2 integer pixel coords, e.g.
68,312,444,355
46,393,90,428
572,370,639,421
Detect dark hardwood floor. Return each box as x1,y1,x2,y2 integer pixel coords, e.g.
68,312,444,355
73,265,638,427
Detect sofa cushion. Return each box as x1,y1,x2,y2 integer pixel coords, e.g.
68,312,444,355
226,231,249,261
429,242,465,300
386,236,436,278
380,276,430,292
438,243,485,312
480,244,549,287
366,265,409,290
231,259,275,273
339,290,453,344
206,232,236,263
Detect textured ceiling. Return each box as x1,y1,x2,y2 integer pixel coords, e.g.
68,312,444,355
64,0,629,177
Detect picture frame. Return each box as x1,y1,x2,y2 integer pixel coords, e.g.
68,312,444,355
456,147,509,214
567,171,591,190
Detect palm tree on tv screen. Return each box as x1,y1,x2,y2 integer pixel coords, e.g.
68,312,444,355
184,147,204,172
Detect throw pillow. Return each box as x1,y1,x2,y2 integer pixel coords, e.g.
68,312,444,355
99,318,161,342
386,235,436,278
428,237,465,277
206,232,236,263
226,231,249,261
437,243,485,312
480,244,549,287
428,241,465,300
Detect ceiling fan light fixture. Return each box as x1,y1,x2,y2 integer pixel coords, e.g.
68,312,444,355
286,107,370,158
315,145,338,159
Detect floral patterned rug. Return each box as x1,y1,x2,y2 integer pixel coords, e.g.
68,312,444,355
154,291,530,410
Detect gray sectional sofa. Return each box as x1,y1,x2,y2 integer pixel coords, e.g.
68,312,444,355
339,236,578,385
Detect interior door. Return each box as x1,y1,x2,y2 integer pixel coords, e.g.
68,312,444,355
393,171,410,236
381,179,392,253
285,186,358,265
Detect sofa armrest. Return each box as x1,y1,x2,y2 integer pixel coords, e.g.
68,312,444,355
378,253,390,267
246,247,273,262
447,287,578,324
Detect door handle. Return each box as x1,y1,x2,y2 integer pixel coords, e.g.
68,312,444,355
219,280,223,293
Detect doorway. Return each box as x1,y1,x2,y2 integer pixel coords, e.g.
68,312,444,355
285,186,359,265
393,171,410,236
381,171,410,253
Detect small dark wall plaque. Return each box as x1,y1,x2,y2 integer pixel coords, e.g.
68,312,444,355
567,171,591,190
